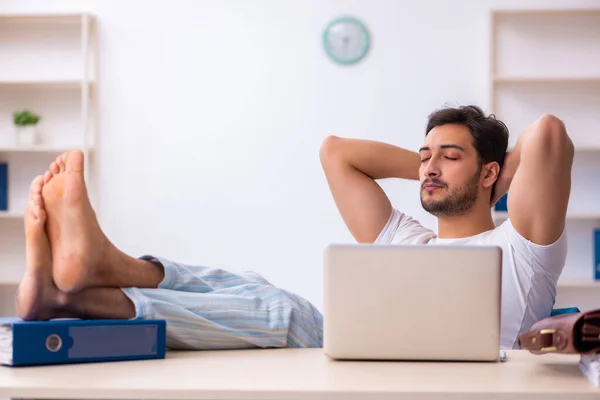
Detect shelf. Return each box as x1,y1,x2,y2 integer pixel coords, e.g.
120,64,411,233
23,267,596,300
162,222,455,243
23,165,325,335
0,13,90,24
0,80,90,89
575,146,600,152
506,145,600,153
492,9,600,17
493,76,600,84
0,145,78,154
493,211,600,221
557,278,600,289
0,278,20,285
0,212,24,219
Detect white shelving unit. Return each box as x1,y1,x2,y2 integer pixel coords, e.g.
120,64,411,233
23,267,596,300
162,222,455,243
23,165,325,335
0,211,25,218
0,13,97,316
493,77,600,85
558,278,600,289
0,146,80,153
490,9,600,310
493,212,600,222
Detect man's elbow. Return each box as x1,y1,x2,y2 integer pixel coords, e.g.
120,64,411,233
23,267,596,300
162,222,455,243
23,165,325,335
320,135,342,164
535,114,574,158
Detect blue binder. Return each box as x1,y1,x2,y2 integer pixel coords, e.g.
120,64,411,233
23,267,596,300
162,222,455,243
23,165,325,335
494,193,508,212
0,163,7,211
551,307,580,316
595,229,600,281
0,318,166,366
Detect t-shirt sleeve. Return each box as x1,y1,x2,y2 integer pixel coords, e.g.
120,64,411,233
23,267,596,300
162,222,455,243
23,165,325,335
499,218,568,347
374,208,436,245
501,218,567,279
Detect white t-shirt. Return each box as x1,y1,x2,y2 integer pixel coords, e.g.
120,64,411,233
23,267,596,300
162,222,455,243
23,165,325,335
375,208,567,349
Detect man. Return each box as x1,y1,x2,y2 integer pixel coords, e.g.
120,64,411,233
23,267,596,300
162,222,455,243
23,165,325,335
320,105,573,349
17,105,573,351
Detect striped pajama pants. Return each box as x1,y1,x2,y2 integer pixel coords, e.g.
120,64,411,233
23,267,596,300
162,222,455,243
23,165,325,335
121,256,323,350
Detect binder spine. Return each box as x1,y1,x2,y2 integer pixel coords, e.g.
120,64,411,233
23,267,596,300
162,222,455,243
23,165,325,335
594,229,600,281
12,320,166,366
0,163,7,211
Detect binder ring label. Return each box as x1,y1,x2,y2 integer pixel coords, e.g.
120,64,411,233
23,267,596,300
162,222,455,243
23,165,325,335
46,334,62,352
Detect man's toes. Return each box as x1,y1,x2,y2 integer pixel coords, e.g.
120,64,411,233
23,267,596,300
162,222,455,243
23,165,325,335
34,177,43,195
58,153,68,172
66,151,84,173
25,200,35,219
32,201,46,222
34,206,46,223
33,193,43,207
25,198,43,223
29,176,44,197
55,155,63,172
28,203,39,221
50,162,59,175
44,170,52,184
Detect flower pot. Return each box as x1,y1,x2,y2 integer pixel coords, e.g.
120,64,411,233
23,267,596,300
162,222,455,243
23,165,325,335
15,125,38,146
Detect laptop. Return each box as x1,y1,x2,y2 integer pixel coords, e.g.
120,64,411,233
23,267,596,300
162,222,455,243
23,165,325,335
323,244,503,362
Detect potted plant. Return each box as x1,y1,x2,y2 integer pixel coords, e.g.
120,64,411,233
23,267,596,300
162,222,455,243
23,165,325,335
13,110,41,146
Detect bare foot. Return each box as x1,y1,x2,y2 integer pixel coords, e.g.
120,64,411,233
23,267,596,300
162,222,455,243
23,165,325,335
42,151,112,293
40,151,164,292
16,176,66,320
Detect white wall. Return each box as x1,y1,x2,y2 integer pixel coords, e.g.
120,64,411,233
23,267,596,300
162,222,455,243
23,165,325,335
1,0,598,311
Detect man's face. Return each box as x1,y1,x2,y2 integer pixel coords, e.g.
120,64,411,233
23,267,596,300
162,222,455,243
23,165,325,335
419,124,482,217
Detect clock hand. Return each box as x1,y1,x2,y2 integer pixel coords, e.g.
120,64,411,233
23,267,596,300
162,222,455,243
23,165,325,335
342,36,349,56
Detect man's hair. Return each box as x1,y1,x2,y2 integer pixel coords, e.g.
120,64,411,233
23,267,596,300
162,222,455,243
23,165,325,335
425,105,509,170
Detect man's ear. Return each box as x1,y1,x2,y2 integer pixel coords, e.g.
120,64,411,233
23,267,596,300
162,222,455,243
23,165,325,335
481,162,500,189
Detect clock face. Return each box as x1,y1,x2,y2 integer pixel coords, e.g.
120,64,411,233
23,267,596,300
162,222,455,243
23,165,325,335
323,17,370,65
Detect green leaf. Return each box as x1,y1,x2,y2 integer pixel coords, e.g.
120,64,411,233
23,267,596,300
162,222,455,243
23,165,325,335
13,109,41,126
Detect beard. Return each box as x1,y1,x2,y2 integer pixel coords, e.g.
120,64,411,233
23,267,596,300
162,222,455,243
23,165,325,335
420,170,480,217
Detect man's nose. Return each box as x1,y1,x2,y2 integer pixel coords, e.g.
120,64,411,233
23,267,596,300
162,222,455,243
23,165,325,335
424,160,440,178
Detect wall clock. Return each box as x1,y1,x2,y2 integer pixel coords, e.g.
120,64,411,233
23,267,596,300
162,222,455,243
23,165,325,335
322,16,370,65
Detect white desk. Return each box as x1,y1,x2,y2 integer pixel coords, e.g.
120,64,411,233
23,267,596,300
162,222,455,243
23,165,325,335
0,349,596,399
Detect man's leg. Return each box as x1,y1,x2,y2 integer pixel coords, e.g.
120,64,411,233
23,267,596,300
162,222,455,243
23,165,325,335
116,256,323,349
20,151,323,349
18,203,322,348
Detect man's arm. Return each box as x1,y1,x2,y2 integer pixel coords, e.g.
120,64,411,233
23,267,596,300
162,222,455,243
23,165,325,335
319,135,420,243
501,114,574,245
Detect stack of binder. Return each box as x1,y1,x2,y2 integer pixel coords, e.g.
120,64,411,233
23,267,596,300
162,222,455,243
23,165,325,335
595,229,600,281
0,318,166,366
0,162,7,211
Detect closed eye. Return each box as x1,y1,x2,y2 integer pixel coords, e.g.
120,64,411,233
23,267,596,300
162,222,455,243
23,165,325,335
421,156,458,162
